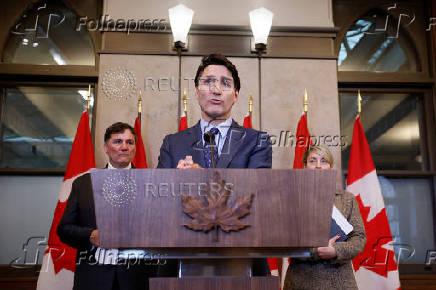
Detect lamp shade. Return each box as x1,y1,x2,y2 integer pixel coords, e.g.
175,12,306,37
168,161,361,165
168,4,194,44
249,7,274,45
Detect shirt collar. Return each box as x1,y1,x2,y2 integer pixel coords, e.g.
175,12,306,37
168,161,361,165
107,162,132,169
200,117,233,139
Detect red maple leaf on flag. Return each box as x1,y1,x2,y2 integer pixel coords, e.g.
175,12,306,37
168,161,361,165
45,200,77,273
352,194,398,277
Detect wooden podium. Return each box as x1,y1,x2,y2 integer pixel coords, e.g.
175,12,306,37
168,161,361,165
91,169,336,290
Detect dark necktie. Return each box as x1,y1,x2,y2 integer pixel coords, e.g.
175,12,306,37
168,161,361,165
203,127,220,168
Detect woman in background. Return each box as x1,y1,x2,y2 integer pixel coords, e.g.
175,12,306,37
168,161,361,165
284,145,366,290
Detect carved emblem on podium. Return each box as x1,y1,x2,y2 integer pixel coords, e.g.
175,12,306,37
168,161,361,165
102,172,137,207
181,172,254,241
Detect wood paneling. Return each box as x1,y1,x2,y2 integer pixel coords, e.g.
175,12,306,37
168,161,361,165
91,169,336,249
0,64,98,78
101,31,336,59
400,275,436,289
0,277,37,290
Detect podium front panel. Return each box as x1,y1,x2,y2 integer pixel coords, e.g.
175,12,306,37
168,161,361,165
91,169,336,250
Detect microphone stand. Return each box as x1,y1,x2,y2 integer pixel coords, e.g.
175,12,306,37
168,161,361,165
204,131,216,168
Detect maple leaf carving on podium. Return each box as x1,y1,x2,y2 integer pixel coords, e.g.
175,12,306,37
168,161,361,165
181,172,254,241
352,194,398,277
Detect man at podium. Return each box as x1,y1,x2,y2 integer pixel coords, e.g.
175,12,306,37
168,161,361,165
157,53,271,170
157,53,272,276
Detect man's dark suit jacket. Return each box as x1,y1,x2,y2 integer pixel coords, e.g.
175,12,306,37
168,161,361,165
57,169,157,290
157,120,272,169
157,120,272,276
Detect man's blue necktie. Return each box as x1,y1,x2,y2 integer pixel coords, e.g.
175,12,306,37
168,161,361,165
203,127,220,168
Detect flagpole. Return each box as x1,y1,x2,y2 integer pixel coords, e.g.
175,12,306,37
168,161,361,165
357,89,362,117
248,92,253,119
182,88,187,116
138,89,142,121
177,47,182,128
257,51,263,130
87,84,91,112
177,88,189,132
303,88,308,115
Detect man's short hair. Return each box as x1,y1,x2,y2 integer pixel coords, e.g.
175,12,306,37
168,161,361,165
194,53,241,92
104,122,137,143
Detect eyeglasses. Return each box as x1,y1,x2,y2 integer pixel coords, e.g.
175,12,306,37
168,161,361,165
198,78,234,91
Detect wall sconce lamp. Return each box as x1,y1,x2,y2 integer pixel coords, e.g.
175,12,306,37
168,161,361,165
249,7,273,53
168,4,194,52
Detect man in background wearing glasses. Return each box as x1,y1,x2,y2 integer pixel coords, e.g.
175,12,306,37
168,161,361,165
157,53,271,170
156,53,272,276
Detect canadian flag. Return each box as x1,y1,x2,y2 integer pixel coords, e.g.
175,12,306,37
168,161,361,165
293,112,312,169
37,111,95,290
347,116,401,290
179,111,188,132
243,113,252,129
132,116,148,168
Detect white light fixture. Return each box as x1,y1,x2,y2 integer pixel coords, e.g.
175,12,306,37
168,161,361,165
249,7,274,52
168,4,194,50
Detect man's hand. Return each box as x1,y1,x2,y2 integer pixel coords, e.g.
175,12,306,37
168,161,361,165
177,155,203,169
90,229,99,246
317,234,340,259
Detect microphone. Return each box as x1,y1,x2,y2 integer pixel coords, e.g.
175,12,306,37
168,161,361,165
203,131,216,168
203,131,214,144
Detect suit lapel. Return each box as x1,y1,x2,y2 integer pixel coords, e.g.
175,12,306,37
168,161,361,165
216,121,245,168
187,121,206,168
